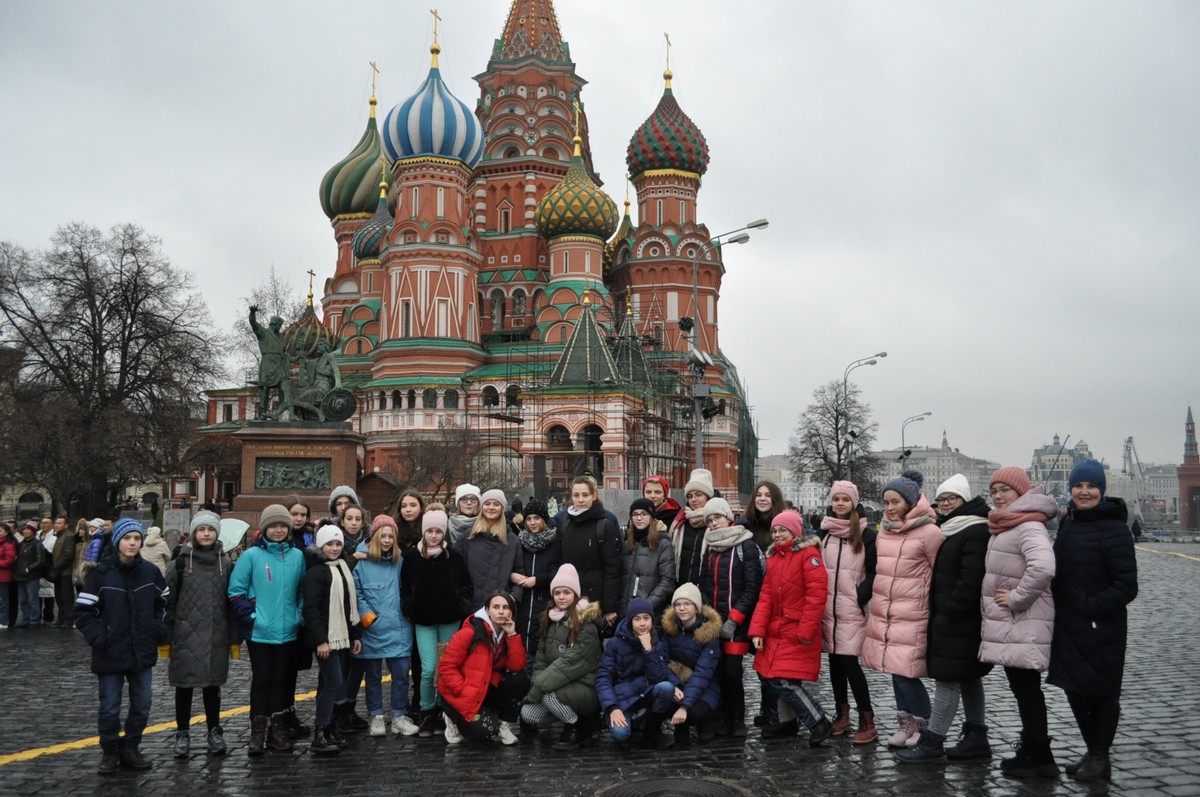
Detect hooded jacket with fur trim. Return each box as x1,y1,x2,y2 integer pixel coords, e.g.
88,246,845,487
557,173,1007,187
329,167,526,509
648,605,723,711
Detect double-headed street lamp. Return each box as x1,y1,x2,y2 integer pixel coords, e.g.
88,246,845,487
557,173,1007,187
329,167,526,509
688,218,769,470
841,352,887,480
900,412,933,466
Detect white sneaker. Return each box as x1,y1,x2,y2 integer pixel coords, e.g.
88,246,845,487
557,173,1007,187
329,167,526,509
368,715,387,737
444,719,463,745
391,715,419,737
497,722,519,746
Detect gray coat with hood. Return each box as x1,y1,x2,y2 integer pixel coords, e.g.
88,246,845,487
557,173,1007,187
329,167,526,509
165,543,237,688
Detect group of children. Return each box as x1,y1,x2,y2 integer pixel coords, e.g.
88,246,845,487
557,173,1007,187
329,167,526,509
72,460,1136,784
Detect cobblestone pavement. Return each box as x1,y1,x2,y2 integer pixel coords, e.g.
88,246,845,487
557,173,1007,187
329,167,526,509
1,544,1196,796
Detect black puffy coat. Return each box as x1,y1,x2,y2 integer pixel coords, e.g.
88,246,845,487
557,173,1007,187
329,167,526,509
165,544,237,688
700,531,764,655
515,529,562,662
74,556,171,674
400,547,472,626
459,523,523,610
926,497,993,682
301,548,363,650
1048,497,1138,696
557,503,622,614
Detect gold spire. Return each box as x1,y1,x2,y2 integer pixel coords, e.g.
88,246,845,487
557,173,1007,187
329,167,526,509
306,269,316,308
430,8,442,68
663,32,673,89
369,61,380,118
378,158,388,199
624,177,631,213
572,98,583,158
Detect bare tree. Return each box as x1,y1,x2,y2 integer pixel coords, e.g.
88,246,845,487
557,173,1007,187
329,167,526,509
787,379,883,493
380,420,525,505
228,265,307,373
0,223,225,515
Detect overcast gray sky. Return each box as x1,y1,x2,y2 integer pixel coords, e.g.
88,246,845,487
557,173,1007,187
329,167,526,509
2,1,1197,470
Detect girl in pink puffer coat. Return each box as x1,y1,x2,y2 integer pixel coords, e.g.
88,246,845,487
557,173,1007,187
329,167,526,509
981,467,1059,779
819,480,878,743
862,472,943,750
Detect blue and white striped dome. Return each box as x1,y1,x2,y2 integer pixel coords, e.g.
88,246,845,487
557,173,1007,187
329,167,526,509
382,46,484,169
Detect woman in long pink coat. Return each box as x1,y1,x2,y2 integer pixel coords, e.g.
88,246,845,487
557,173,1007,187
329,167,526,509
861,472,943,749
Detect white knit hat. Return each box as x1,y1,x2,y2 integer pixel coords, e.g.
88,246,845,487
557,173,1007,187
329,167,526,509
315,526,344,549
935,474,972,502
702,497,734,521
684,468,715,499
480,489,507,509
454,483,482,504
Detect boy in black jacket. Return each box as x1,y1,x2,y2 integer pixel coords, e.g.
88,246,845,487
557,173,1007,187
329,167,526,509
74,518,171,775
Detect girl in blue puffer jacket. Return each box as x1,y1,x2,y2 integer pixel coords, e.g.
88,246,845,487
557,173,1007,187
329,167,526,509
597,597,676,749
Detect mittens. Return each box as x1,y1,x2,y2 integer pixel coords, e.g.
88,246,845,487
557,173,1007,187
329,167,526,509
720,619,737,640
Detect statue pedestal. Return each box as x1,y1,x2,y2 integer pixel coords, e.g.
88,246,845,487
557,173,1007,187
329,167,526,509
228,421,363,527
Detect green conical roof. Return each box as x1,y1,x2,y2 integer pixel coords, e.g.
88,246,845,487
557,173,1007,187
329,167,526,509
550,301,619,386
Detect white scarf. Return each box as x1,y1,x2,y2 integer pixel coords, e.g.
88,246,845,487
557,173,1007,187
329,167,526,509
939,514,987,538
326,558,360,651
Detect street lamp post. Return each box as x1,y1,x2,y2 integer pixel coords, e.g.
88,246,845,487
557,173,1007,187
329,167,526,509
841,352,887,480
900,412,933,467
688,218,768,471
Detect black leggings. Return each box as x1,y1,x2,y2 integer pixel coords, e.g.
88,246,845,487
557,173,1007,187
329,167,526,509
248,641,294,718
718,653,745,719
829,654,873,713
1004,666,1048,740
176,686,221,730
1066,691,1121,753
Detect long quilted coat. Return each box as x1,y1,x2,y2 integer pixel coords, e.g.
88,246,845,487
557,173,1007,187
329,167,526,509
820,515,876,656
1048,497,1138,696
979,489,1057,672
647,606,723,711
165,543,236,688
749,535,827,682
861,495,944,678
926,497,993,682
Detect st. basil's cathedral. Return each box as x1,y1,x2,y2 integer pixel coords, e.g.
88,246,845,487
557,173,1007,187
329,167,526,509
208,0,758,504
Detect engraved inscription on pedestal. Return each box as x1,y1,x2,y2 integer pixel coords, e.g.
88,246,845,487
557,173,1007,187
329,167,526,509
255,458,333,491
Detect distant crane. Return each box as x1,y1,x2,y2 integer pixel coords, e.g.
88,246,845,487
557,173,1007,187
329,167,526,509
1122,437,1158,525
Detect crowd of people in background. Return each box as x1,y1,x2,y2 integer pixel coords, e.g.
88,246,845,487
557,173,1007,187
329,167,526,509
1,460,1138,783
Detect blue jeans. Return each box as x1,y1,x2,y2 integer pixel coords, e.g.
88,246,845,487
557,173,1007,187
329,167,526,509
892,674,931,718
766,677,827,729
363,657,410,717
17,580,40,625
414,623,458,711
315,649,350,728
608,681,676,743
98,669,154,752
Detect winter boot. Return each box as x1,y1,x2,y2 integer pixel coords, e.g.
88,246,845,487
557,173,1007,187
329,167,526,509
729,706,748,739
281,707,310,738
761,719,799,739
1000,733,1060,778
946,722,991,760
575,714,597,748
696,714,716,744
327,719,349,749
896,728,946,764
553,723,582,751
887,712,914,749
206,725,227,755
173,729,190,758
333,702,361,735
417,710,439,738
119,748,152,770
852,710,878,745
831,704,852,737
97,749,121,775
248,715,269,757
642,711,674,750
268,712,295,752
311,725,340,757
1072,751,1111,781
906,716,928,747
808,717,835,747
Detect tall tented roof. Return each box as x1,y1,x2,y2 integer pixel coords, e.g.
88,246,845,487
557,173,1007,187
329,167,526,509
550,301,619,386
1186,405,1198,461
382,45,485,168
627,71,710,178
611,309,650,388
319,96,384,220
536,137,619,240
493,0,568,62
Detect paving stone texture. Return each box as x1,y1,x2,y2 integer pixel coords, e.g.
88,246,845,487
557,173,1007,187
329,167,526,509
0,544,1196,796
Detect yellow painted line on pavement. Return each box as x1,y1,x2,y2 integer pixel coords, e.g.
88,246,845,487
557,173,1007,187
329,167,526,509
1136,545,1200,563
0,682,354,767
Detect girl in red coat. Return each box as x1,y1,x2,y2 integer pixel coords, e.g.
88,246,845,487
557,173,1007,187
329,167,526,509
436,591,530,745
749,511,834,746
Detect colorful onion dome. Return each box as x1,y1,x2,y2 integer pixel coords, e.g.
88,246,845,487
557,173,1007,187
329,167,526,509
626,71,710,178
283,300,335,359
352,175,392,262
382,44,484,168
536,136,619,240
319,96,384,220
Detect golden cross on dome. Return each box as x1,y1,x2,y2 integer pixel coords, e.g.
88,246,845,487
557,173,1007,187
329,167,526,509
369,61,379,95
664,32,672,70
431,8,442,43
306,269,316,307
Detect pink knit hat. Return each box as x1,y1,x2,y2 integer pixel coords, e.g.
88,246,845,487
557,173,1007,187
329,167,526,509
828,480,860,506
550,563,581,596
371,514,398,538
422,510,448,532
771,511,805,539
989,467,1032,497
